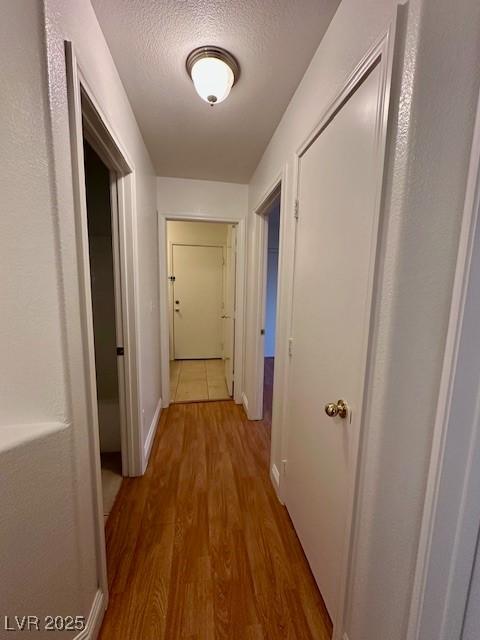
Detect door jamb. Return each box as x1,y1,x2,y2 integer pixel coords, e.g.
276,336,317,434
249,181,282,422
248,169,293,501
77,61,143,478
64,38,144,606
158,214,246,406
109,176,129,476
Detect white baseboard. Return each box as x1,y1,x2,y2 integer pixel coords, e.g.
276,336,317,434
242,392,249,413
271,463,280,488
75,589,105,639
270,463,284,504
143,397,162,472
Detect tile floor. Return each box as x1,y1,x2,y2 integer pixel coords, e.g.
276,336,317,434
100,452,123,524
170,359,231,403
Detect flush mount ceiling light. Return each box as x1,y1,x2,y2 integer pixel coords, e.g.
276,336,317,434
186,46,240,106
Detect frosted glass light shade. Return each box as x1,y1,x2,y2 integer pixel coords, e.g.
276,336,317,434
186,47,239,105
191,57,234,105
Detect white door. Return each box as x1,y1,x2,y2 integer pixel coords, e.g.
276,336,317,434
223,225,236,396
172,244,223,359
286,63,386,620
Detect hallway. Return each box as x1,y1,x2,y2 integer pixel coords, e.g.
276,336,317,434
99,394,331,638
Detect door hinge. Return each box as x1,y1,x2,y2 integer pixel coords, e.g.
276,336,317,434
282,459,288,475
294,199,299,220
288,337,293,357
261,328,265,336
117,346,125,356
169,275,175,282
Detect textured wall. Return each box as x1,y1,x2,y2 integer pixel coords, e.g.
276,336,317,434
0,2,91,637
0,1,66,427
246,0,480,638
346,0,480,636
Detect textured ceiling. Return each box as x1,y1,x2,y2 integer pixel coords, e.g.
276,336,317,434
91,0,341,183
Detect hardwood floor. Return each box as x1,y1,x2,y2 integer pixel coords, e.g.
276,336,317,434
99,365,332,639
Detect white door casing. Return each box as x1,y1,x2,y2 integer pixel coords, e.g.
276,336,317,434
172,244,223,359
223,225,236,395
285,58,389,622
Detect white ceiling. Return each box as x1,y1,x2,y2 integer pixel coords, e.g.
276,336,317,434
91,0,341,183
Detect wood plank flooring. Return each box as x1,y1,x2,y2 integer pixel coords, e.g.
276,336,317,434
99,360,332,639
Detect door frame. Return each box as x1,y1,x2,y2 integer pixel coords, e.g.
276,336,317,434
158,214,246,406
170,242,225,360
406,84,480,640
64,39,144,604
285,22,397,639
249,182,282,423
247,168,297,500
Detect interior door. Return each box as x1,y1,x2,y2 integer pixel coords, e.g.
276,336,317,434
172,244,223,359
285,62,386,620
223,225,236,396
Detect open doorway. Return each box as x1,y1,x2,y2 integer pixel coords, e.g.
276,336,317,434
83,141,125,523
263,197,280,425
167,220,236,403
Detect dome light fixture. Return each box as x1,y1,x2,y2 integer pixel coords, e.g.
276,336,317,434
186,46,240,106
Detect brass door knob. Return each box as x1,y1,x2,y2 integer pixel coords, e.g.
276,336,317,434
325,399,348,419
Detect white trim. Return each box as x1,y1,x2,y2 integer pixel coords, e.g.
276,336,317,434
406,83,480,640
271,463,280,491
158,213,246,406
245,162,297,506
143,397,162,472
242,392,249,413
74,589,105,640
271,163,299,504
63,39,146,612
109,176,129,476
64,40,108,605
248,175,282,422
77,62,143,478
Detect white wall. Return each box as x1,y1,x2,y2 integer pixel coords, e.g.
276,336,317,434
1,0,161,631
0,2,84,630
157,176,248,220
264,201,280,358
167,220,230,246
166,221,229,358
157,176,248,403
462,535,480,640
245,0,480,638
